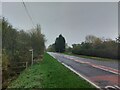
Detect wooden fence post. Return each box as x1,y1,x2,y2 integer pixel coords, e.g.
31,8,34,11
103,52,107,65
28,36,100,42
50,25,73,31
26,62,28,69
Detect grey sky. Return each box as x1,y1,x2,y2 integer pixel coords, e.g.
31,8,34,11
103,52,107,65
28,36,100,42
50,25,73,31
3,2,118,47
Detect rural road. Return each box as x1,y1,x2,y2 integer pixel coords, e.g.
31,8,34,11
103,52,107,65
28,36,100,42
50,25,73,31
48,52,120,89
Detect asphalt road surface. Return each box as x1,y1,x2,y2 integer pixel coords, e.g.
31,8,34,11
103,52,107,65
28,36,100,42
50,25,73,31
48,52,120,90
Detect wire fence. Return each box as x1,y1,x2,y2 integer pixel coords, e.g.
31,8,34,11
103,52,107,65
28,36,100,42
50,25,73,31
10,57,43,74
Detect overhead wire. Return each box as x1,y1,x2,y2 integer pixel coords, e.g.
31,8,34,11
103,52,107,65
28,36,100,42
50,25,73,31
21,0,35,28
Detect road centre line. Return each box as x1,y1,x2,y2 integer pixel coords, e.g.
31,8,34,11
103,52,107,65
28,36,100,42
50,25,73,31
63,56,120,75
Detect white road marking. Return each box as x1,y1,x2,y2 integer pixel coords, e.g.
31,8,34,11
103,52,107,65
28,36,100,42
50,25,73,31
48,52,120,89
63,55,120,75
90,64,120,75
105,86,116,90
48,52,101,89
61,62,101,89
114,85,120,89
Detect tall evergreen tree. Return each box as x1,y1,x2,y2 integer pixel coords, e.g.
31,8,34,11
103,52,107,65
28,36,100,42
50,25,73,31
55,34,65,53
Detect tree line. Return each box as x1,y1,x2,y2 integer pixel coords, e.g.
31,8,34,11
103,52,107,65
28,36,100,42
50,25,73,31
1,17,46,89
71,35,119,59
47,35,119,60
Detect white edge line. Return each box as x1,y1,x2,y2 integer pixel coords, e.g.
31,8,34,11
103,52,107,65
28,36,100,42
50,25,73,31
61,63,101,89
48,52,101,89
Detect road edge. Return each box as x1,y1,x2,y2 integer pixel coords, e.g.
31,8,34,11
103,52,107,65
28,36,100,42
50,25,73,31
47,52,101,89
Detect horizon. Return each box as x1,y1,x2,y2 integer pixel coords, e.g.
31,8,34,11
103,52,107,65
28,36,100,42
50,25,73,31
2,2,118,47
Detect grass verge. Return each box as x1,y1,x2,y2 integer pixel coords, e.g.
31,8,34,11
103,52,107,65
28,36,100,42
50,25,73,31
64,52,118,62
8,53,95,88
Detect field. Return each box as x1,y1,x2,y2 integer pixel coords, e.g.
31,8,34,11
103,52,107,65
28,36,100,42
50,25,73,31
8,53,94,88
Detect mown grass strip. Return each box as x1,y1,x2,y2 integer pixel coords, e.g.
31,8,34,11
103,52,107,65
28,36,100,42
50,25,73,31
63,52,118,62
8,53,95,88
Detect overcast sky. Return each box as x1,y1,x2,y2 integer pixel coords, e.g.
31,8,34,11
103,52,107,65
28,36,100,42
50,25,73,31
2,2,118,47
